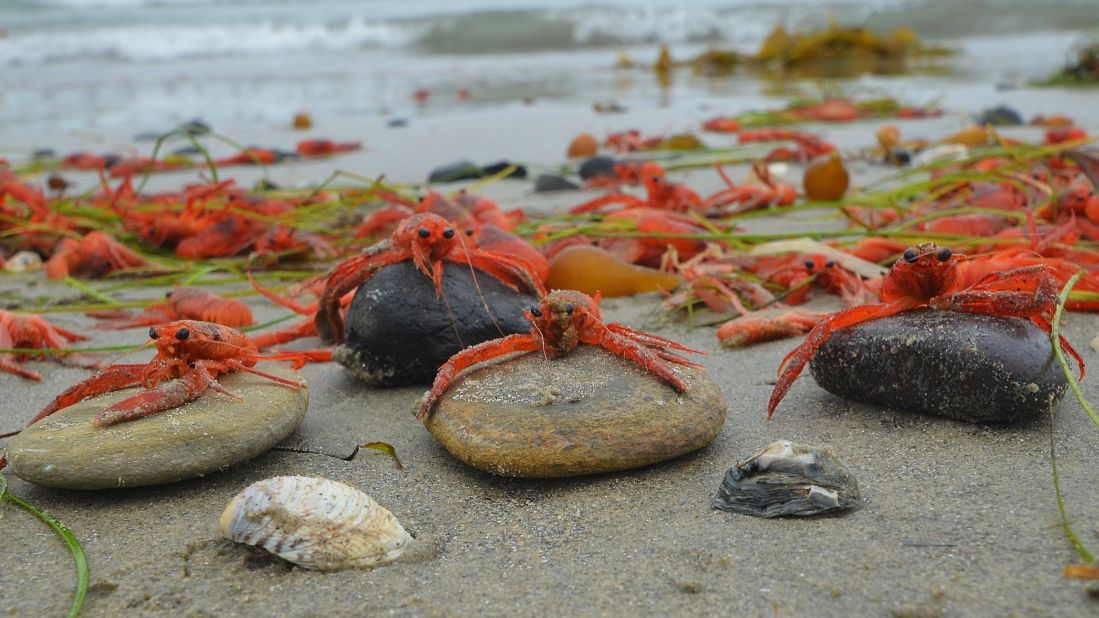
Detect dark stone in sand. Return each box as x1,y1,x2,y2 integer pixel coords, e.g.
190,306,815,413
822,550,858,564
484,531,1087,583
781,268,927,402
533,174,581,193
5,366,308,490
335,261,536,387
975,105,1024,126
172,146,202,156
32,148,57,160
428,160,483,183
480,161,527,179
808,309,1068,423
713,440,860,518
577,155,617,180
387,118,409,128
424,346,727,478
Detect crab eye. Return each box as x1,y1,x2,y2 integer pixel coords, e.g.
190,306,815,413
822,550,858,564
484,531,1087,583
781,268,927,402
825,261,836,268
175,327,190,341
803,260,815,271
165,291,173,298
564,303,574,315
530,306,543,317
443,228,455,239
936,247,952,262
149,327,159,340
418,228,430,238
903,248,918,263
465,228,474,236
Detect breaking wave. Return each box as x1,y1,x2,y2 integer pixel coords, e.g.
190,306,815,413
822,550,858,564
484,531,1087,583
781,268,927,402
2,0,1097,66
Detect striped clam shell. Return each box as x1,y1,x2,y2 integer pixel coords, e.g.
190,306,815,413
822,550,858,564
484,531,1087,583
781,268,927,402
219,476,413,571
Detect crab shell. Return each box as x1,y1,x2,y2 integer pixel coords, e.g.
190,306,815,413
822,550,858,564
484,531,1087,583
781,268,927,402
219,476,413,571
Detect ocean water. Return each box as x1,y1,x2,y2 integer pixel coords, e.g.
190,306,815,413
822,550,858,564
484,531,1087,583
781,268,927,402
1,0,1097,137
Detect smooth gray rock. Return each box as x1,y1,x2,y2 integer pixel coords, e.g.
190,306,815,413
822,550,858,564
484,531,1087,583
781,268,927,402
424,345,727,477
533,174,581,193
808,309,1069,422
5,366,308,489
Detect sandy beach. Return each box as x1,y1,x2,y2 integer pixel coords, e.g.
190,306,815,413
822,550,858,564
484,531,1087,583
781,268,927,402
3,1,1099,615
3,106,1099,616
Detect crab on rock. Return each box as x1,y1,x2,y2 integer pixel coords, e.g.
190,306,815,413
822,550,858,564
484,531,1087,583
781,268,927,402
418,289,704,421
315,212,545,344
767,243,1085,417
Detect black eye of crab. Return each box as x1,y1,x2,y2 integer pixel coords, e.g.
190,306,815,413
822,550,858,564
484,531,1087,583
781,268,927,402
418,228,430,238
803,260,815,271
175,327,190,341
530,306,543,317
564,303,574,315
903,248,918,263
165,291,173,298
936,247,952,262
148,327,159,340
443,228,455,239
465,228,474,236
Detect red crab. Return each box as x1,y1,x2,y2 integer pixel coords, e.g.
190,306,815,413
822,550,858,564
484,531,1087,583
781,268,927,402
767,243,1085,417
0,309,99,380
315,212,546,344
0,320,307,470
417,289,704,420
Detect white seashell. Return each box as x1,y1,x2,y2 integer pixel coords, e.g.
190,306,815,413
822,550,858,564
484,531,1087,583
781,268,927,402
4,251,43,272
219,476,413,571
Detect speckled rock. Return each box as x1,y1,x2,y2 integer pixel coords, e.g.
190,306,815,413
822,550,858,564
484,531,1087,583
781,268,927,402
809,309,1068,422
335,261,536,387
5,366,308,489
424,346,727,477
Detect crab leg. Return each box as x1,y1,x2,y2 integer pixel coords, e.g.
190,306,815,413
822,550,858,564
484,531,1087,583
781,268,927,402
580,324,695,393
29,364,149,426
418,334,539,420
92,367,224,427
768,299,918,418
315,240,405,343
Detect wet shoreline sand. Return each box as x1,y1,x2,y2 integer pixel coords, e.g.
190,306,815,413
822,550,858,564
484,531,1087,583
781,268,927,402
2,92,1099,616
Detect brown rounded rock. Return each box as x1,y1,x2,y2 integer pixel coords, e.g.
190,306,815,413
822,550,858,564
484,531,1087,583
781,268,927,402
424,346,727,477
802,153,849,201
5,366,308,490
567,133,599,158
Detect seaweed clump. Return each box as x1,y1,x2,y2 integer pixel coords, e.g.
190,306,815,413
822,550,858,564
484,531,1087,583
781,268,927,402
753,21,953,77
1039,40,1099,87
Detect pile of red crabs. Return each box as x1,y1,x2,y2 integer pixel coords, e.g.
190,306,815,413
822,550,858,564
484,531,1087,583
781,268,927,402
0,97,1097,473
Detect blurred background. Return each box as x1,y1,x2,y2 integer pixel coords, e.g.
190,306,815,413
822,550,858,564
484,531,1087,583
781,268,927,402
3,0,1098,137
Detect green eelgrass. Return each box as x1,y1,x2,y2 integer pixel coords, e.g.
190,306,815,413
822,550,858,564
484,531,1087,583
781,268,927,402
0,474,89,617
1048,271,1098,564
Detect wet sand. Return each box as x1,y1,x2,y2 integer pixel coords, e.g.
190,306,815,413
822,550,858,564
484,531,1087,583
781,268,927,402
2,97,1099,617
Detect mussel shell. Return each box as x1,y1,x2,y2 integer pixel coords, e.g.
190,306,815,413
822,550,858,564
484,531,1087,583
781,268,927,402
220,476,413,571
712,441,860,518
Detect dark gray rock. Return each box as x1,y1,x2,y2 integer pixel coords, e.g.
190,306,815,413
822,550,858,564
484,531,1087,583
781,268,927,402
480,161,527,179
533,174,581,193
712,440,860,518
577,155,617,180
427,160,482,183
809,309,1069,422
975,105,1024,126
335,261,536,386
